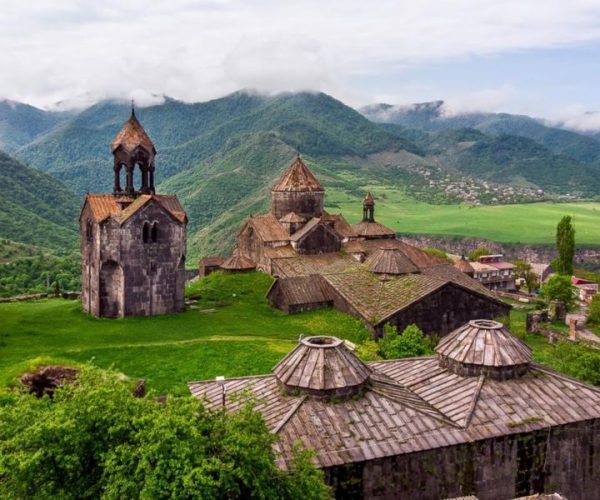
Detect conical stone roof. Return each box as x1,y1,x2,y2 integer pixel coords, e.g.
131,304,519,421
111,111,156,154
273,336,371,398
272,157,324,192
436,319,532,379
363,191,374,206
365,247,419,276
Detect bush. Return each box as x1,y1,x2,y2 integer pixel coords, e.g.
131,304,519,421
588,295,600,324
0,367,329,499
379,324,433,359
540,275,576,311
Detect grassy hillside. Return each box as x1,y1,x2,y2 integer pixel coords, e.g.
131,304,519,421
326,187,600,245
0,150,79,249
0,272,370,394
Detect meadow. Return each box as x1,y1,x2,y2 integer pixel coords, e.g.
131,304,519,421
326,187,600,245
0,272,369,395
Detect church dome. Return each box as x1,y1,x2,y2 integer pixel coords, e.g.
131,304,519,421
273,336,371,398
365,247,419,276
436,319,532,380
271,157,324,193
111,110,156,154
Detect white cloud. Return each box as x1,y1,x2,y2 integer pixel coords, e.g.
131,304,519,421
1,1,600,109
441,85,517,116
546,105,600,132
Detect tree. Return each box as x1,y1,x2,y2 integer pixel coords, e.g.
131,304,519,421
523,270,540,294
555,216,575,276
468,246,492,262
379,324,433,359
513,259,531,277
0,367,329,499
588,294,600,324
540,275,576,310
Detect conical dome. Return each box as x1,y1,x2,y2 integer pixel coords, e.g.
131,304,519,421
272,157,324,192
273,336,371,398
111,110,156,154
365,247,418,276
436,319,532,380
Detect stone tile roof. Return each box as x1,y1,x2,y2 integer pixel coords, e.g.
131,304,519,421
266,275,334,306
111,112,155,154
290,217,321,242
199,256,224,267
220,255,255,271
271,157,324,192
455,256,475,274
279,212,305,223
321,212,358,239
436,319,532,368
364,247,419,276
246,214,290,243
190,343,600,469
83,194,186,225
273,336,371,396
263,245,297,259
352,220,396,238
271,253,358,278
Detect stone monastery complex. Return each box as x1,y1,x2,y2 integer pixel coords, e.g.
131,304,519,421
78,113,600,499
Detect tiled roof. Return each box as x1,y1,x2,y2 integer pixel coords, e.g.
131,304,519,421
364,247,419,276
111,112,155,154
437,319,532,368
268,275,334,305
321,212,358,239
352,220,396,238
220,255,255,270
83,194,186,225
272,157,324,192
190,344,600,469
455,256,475,274
279,212,305,223
82,194,124,223
199,256,224,267
247,214,290,243
271,253,358,278
273,336,371,396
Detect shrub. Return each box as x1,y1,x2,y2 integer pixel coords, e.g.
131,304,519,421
379,324,433,359
0,366,329,499
540,275,576,311
588,295,600,324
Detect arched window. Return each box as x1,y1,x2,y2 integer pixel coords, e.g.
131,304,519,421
142,222,150,243
86,221,93,242
151,222,159,243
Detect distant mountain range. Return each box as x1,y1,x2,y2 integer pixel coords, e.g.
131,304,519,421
3,91,600,257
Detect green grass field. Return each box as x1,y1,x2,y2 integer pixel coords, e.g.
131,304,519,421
0,272,370,395
326,187,600,245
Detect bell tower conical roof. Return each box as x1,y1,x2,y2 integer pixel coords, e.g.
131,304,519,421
111,108,156,155
272,156,324,192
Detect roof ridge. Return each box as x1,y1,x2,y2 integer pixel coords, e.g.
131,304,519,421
462,373,486,429
272,395,307,434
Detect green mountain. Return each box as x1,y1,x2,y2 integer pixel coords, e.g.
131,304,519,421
0,150,79,249
360,101,600,164
0,100,70,153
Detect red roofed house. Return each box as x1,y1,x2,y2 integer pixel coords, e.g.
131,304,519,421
80,108,187,317
571,276,598,303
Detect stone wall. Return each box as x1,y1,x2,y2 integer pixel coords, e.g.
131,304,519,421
383,284,510,338
271,191,324,219
325,419,600,499
293,224,341,255
81,200,186,317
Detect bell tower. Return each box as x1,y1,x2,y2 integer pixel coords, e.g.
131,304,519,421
362,192,375,222
111,104,156,196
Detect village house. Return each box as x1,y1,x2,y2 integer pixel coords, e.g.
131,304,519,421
215,156,509,336
469,255,516,291
571,276,598,303
79,109,187,317
190,319,600,499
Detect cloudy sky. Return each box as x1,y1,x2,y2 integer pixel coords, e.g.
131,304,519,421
3,0,600,128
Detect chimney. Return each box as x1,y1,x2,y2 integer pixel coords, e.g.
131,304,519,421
569,318,578,340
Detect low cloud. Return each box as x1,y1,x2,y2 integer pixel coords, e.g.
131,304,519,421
546,105,600,132
441,86,517,116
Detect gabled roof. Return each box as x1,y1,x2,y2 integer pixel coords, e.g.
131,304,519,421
199,256,224,267
455,256,475,274
279,212,305,224
267,275,334,306
272,157,324,192
245,214,290,243
82,194,186,225
111,111,156,154
220,255,255,271
190,332,600,469
321,212,358,239
290,217,322,242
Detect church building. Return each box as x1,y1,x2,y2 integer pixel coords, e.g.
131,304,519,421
227,156,509,336
79,109,187,317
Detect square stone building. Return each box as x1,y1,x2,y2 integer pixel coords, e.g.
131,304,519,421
80,109,187,317
190,320,600,499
